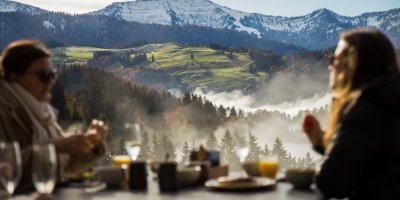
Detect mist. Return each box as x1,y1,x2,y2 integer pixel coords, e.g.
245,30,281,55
194,70,331,117
189,70,332,160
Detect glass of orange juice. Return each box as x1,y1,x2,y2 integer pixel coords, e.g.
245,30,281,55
259,157,279,179
113,155,131,168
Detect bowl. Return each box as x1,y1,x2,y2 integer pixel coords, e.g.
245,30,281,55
177,166,201,187
285,168,315,189
242,161,261,177
96,166,124,188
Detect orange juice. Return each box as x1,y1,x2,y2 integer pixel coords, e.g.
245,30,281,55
259,161,279,178
113,155,131,167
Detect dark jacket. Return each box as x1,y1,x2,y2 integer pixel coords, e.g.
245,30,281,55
316,75,400,200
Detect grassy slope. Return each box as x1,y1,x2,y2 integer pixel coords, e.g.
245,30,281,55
51,43,267,91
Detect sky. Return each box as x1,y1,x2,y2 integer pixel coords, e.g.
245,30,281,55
11,0,400,16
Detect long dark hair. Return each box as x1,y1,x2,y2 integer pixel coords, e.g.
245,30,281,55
342,29,399,89
0,40,51,80
325,29,399,147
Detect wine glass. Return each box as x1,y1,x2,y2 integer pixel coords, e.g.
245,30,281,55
233,129,250,177
0,142,22,196
32,143,57,194
123,123,142,162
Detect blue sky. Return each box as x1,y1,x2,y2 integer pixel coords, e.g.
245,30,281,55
12,0,400,16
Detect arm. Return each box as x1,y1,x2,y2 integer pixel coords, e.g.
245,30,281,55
316,101,385,199
53,120,107,174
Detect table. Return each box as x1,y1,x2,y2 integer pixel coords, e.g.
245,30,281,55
54,180,318,200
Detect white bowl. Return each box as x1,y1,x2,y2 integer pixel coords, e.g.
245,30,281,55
242,161,261,177
285,168,315,189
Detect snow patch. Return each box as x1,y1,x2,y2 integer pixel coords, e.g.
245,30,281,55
366,16,382,27
43,20,55,29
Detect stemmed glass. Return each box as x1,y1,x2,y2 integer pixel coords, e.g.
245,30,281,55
32,143,57,194
233,129,250,177
123,123,142,162
0,142,22,197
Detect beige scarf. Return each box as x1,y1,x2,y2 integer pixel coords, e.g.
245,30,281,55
2,81,60,144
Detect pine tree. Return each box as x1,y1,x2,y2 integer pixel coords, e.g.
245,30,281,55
180,141,191,164
159,133,177,161
263,144,271,157
206,132,218,150
217,105,227,121
138,131,150,161
229,106,238,120
151,133,162,160
238,109,245,119
183,92,191,105
303,152,316,168
247,132,262,161
272,138,289,168
220,129,239,169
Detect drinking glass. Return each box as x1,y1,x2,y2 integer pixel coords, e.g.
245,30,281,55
233,130,250,177
32,143,57,194
0,142,22,196
123,123,142,161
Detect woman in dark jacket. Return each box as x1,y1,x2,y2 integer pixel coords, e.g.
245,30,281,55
303,29,400,199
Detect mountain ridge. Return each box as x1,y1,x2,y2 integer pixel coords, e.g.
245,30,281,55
0,0,46,14
1,0,400,50
88,0,400,50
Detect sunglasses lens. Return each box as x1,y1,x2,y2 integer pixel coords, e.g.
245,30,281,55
39,70,57,82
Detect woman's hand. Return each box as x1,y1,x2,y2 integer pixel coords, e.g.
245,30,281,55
52,134,94,154
52,119,107,154
85,119,108,145
303,114,324,147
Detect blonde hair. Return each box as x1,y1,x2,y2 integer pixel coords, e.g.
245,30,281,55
324,45,361,147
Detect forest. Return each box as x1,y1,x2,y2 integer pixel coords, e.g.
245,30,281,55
52,64,324,170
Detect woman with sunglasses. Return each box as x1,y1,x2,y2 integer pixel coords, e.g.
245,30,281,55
303,29,400,199
0,40,107,193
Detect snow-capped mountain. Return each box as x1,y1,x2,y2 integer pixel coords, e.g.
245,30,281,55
90,0,400,50
1,0,399,50
90,0,261,36
0,0,46,14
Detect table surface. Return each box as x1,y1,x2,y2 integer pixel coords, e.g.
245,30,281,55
54,180,318,200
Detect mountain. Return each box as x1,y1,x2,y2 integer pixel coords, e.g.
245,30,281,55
89,0,400,50
0,0,46,14
1,0,399,50
0,12,304,54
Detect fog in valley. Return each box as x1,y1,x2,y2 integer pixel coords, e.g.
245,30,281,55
187,70,331,160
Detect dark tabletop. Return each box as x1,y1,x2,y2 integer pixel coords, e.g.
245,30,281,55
54,180,318,200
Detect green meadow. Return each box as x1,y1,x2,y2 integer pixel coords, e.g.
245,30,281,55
51,43,267,91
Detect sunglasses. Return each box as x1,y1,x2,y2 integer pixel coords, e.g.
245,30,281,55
25,69,58,82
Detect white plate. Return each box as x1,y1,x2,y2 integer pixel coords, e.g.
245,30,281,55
205,177,276,191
